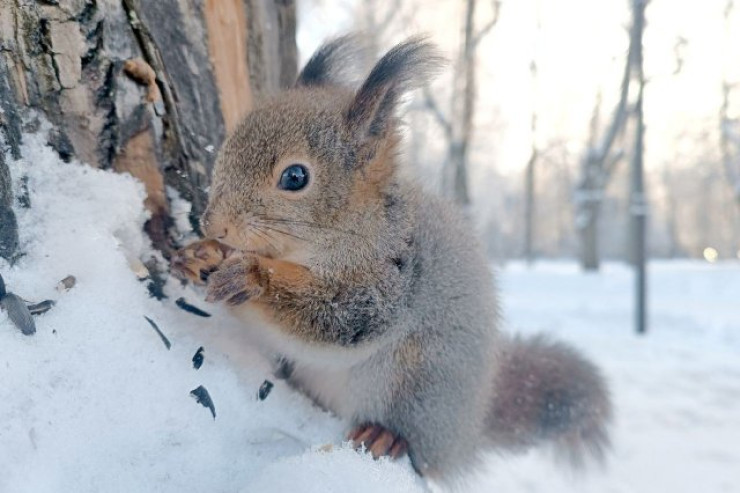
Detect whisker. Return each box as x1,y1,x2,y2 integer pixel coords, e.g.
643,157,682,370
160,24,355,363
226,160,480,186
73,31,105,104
258,228,283,250
257,216,367,239
258,223,307,242
252,226,280,251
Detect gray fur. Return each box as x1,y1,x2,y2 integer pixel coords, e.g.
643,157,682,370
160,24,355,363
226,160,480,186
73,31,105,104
197,37,612,481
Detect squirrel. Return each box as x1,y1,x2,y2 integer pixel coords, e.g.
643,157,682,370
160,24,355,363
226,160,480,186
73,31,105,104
171,36,612,481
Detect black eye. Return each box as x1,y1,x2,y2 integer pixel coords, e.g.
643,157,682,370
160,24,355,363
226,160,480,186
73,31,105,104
278,164,310,191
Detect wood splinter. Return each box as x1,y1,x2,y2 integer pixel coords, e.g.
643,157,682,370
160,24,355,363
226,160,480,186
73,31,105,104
123,58,163,105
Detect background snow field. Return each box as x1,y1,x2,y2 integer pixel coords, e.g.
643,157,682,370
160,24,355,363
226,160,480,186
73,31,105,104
2,140,739,492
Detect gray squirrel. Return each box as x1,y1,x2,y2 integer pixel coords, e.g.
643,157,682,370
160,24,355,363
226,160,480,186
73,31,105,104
171,35,611,481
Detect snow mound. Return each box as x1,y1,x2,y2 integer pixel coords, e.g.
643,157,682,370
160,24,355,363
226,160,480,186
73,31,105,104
0,136,423,493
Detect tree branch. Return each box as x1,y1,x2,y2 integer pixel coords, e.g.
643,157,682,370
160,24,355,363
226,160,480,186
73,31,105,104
472,0,502,47
422,87,453,140
376,0,402,33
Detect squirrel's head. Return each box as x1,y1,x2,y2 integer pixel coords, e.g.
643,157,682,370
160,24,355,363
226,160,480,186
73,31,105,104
202,35,442,259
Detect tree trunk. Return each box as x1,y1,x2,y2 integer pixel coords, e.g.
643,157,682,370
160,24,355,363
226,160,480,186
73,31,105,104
451,0,477,208
523,146,536,263
579,198,601,270
0,0,296,262
575,20,632,271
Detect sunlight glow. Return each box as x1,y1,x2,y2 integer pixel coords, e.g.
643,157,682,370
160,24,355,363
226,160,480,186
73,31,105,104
703,247,719,263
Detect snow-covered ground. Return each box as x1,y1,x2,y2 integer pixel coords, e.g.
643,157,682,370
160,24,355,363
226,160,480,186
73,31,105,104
472,261,740,493
1,138,739,492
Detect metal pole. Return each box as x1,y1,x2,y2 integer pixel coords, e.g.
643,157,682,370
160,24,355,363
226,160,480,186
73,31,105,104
631,0,647,334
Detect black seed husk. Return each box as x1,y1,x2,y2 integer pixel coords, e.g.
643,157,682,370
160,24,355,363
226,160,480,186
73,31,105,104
176,297,211,318
192,346,205,369
27,299,56,315
144,316,171,350
258,380,274,401
1,292,36,335
190,385,216,419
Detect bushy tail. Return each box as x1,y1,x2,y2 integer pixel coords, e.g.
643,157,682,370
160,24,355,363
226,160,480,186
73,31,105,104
487,335,612,467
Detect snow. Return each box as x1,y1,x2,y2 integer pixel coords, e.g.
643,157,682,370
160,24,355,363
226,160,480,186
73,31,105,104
0,136,424,493
470,261,740,493
2,136,739,492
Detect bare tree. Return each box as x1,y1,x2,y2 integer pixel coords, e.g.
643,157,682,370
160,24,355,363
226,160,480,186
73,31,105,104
0,0,296,264
424,0,501,207
574,8,634,270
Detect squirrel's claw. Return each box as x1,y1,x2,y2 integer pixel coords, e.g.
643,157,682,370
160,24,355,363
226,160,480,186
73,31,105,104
205,255,263,305
349,423,409,460
171,239,232,285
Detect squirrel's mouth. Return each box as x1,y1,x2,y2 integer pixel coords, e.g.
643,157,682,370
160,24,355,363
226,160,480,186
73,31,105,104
215,221,299,260
240,247,274,259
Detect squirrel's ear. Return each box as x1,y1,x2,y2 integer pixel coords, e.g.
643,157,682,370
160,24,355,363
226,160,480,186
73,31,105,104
295,34,369,88
346,37,443,141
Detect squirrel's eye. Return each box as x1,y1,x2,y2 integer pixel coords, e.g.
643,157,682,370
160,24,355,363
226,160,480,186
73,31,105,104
278,164,309,191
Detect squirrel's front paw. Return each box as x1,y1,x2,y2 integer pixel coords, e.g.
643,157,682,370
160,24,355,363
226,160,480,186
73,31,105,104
171,239,233,285
205,255,264,306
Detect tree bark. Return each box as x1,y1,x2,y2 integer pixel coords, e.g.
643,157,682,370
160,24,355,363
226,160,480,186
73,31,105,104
0,0,296,262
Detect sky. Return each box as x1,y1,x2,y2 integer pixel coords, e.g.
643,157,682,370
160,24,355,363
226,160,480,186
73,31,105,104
296,0,740,178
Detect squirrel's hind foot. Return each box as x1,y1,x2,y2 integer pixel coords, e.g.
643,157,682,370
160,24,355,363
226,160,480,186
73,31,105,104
349,423,408,460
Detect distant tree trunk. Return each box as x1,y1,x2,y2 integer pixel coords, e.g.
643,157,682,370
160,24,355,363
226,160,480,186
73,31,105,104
523,6,540,264
661,168,679,257
575,13,632,271
424,0,500,208
523,145,537,263
446,0,479,206
0,0,296,263
578,191,602,270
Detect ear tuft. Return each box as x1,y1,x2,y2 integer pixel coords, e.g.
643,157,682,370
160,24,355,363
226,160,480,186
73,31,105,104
347,36,444,139
295,33,371,89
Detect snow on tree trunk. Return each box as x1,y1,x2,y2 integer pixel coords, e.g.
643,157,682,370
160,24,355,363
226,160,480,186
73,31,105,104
0,0,296,261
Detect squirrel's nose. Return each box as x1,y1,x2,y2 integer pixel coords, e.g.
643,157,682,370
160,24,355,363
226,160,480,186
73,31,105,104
200,211,227,239
203,221,227,240
212,227,228,240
